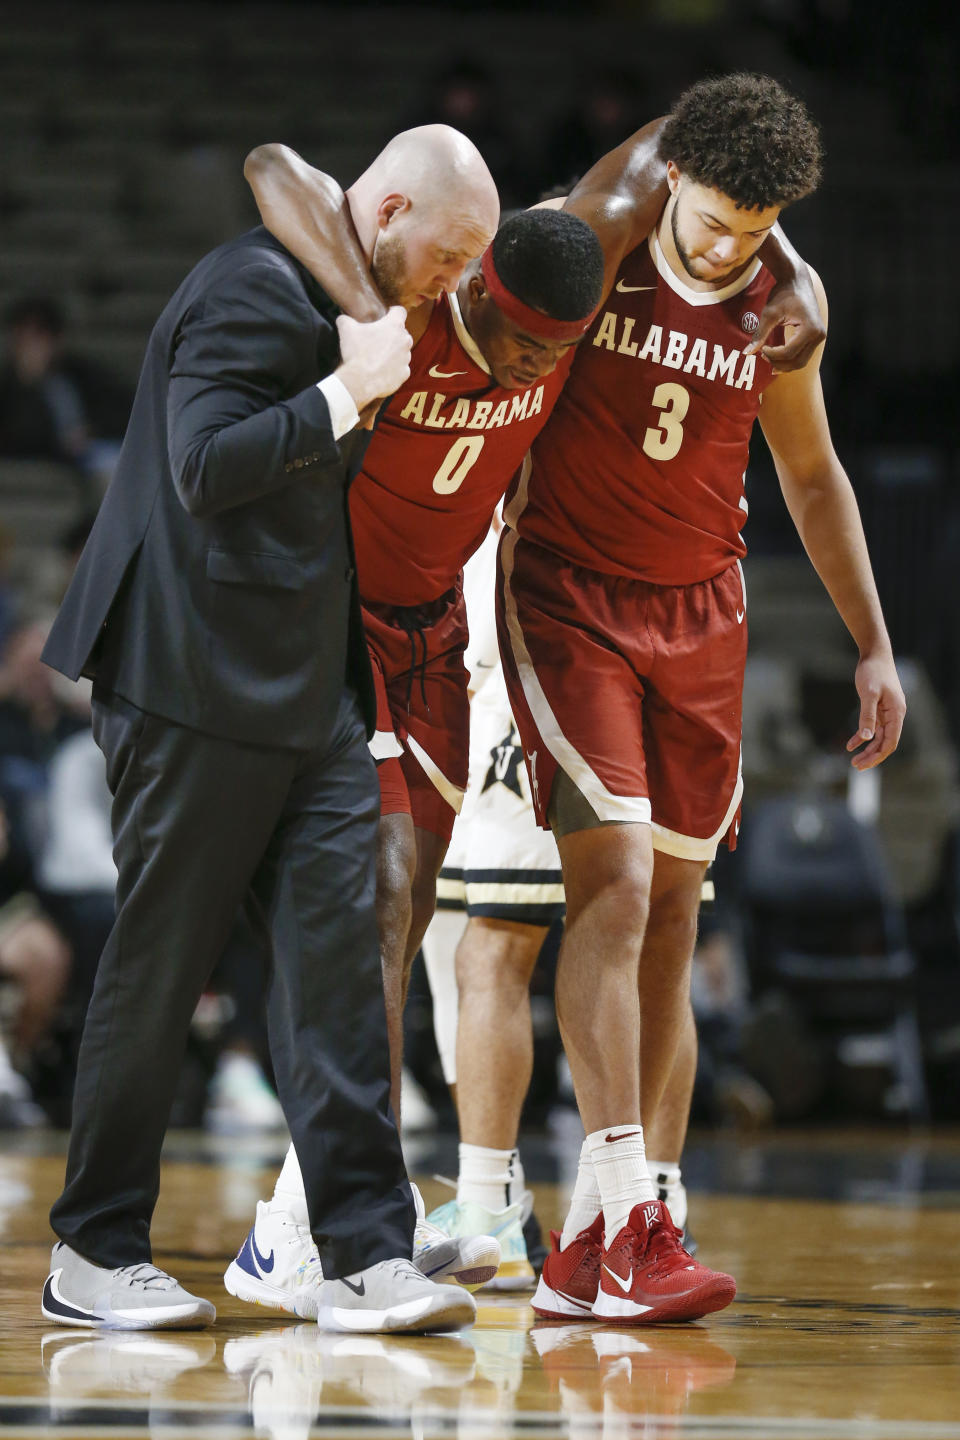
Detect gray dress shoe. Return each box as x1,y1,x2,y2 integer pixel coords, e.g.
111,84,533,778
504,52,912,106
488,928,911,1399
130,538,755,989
297,1257,477,1334
42,1242,216,1330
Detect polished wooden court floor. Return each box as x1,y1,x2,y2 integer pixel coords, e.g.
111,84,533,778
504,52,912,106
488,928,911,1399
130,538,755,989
2,1127,960,1438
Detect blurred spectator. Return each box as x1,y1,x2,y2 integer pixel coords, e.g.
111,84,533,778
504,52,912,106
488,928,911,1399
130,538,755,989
0,616,91,1124
690,911,774,1129
538,67,652,195
404,58,533,209
0,523,20,657
36,721,115,1019
0,787,71,1126
0,296,133,492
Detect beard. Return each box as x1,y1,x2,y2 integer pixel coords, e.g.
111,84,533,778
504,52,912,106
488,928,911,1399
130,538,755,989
371,230,408,305
671,201,730,282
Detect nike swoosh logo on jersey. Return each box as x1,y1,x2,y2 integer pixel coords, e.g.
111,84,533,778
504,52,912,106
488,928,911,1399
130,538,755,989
615,281,657,293
250,1231,275,1275
602,1263,634,1293
736,609,745,624
42,1270,104,1324
429,365,468,378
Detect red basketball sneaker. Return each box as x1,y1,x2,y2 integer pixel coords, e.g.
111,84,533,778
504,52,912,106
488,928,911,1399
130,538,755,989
532,1213,604,1321
593,1200,736,1325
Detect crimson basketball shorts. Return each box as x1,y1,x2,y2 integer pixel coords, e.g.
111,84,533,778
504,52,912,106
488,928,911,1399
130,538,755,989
437,661,565,925
497,532,747,862
363,586,470,843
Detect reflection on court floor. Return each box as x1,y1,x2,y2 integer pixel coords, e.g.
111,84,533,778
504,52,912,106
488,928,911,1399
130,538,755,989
2,1130,960,1438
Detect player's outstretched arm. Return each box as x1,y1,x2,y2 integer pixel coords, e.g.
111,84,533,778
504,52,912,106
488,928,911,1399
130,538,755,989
757,271,905,769
748,225,826,373
561,118,669,300
244,144,387,322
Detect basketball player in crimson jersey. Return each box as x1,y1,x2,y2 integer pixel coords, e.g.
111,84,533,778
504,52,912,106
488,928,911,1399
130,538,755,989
224,104,830,1318
223,205,610,1314
495,73,906,1324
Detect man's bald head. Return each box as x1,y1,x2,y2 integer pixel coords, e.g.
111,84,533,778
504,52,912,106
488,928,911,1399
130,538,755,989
348,125,499,309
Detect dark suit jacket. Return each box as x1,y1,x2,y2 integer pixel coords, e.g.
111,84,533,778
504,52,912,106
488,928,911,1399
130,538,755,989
42,227,375,751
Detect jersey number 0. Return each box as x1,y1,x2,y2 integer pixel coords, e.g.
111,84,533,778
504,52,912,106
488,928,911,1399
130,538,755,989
432,435,485,494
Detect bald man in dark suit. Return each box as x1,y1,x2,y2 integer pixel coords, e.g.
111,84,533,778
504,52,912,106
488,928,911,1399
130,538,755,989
40,126,499,1334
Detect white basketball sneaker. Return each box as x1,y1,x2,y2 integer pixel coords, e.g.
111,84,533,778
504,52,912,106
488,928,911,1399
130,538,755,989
412,1184,501,1291
224,1185,501,1316
224,1201,323,1314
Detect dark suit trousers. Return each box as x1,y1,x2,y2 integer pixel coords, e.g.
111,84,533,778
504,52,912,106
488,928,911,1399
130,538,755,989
50,686,414,1279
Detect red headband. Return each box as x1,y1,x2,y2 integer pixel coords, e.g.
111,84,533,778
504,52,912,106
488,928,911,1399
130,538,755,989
480,247,599,343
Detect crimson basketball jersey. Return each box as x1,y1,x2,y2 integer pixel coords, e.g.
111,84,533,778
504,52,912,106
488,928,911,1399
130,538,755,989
505,230,781,585
350,292,573,606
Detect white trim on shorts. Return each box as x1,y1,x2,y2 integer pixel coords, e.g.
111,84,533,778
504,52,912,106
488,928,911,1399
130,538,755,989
651,758,743,862
404,732,465,816
499,518,652,827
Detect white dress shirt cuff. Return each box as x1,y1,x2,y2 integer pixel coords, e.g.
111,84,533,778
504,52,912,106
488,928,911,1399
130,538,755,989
317,373,359,440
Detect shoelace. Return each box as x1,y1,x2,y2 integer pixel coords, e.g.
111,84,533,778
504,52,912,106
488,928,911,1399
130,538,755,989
385,1258,428,1284
113,1263,177,1291
627,1214,688,1274
285,1218,324,1286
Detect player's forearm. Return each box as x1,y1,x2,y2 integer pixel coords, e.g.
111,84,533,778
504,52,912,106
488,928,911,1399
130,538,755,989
244,145,387,321
759,223,806,285
563,118,668,285
780,463,892,658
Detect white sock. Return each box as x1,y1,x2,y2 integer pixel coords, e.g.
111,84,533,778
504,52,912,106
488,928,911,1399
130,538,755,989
646,1158,686,1229
420,907,466,1087
457,1143,514,1211
507,1149,526,1210
560,1140,603,1249
271,1142,309,1224
588,1123,655,1241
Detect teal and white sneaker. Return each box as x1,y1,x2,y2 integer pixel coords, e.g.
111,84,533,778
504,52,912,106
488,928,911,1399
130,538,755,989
413,1185,500,1291
425,1199,533,1291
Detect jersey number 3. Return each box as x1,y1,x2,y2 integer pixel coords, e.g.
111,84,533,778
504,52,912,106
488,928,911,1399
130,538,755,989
642,382,689,462
432,435,485,494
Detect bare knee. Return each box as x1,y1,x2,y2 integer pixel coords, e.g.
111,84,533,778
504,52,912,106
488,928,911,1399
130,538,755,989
376,815,416,939
455,918,544,1001
405,826,449,963
646,889,699,958
408,866,439,957
559,823,653,944
644,858,708,969
567,862,652,946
